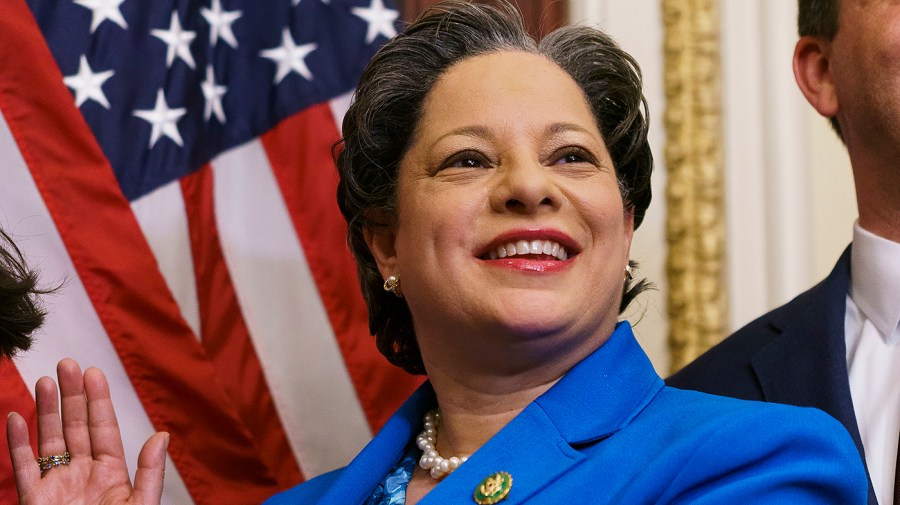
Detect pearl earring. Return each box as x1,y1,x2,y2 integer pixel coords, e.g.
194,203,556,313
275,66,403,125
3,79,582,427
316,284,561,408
625,264,634,281
383,275,402,297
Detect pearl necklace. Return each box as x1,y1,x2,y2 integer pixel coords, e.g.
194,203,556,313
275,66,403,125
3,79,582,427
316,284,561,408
416,409,470,479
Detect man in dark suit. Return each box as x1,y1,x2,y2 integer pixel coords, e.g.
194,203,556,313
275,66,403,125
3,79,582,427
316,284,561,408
668,1,900,504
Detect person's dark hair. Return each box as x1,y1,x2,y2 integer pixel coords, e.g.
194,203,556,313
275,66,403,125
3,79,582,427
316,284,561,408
798,0,839,38
798,0,843,137
337,0,653,374
0,229,46,359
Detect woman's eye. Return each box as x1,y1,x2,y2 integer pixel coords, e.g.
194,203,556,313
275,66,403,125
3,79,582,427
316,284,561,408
554,150,592,165
443,152,489,169
558,153,584,164
453,158,483,168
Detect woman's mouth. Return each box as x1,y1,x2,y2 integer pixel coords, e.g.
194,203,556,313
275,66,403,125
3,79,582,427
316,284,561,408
483,240,569,261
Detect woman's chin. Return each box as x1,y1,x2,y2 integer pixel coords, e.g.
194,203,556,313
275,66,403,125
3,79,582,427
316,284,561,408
484,311,580,342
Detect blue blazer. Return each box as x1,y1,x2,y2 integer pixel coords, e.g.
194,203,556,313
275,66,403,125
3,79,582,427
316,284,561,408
268,322,866,504
668,246,878,504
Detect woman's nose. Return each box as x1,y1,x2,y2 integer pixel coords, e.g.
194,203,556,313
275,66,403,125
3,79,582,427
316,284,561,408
490,159,562,214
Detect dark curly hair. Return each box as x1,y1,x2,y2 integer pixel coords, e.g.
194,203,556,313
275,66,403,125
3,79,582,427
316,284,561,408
798,0,842,137
0,228,47,359
337,1,653,374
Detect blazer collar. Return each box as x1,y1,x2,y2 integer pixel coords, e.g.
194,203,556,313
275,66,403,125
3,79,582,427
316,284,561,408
749,246,876,504
317,383,436,505
532,321,663,443
319,322,663,505
320,322,663,505
751,247,858,427
421,322,664,504
751,246,854,420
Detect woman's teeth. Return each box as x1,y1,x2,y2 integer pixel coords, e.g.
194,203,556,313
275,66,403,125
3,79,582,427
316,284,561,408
487,240,568,261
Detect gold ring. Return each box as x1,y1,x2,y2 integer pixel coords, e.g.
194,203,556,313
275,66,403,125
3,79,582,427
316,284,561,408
37,451,71,477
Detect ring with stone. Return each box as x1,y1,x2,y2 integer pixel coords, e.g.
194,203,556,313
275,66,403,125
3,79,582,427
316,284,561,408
37,451,71,477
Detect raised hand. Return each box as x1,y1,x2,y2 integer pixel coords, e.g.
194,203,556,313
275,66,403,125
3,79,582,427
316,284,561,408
7,359,167,504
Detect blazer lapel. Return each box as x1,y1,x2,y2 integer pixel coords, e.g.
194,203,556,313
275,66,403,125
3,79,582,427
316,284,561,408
318,384,437,505
418,406,584,505
750,246,877,504
750,247,861,445
420,323,663,504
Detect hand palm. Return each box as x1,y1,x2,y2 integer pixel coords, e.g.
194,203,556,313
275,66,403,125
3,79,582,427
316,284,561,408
7,360,166,505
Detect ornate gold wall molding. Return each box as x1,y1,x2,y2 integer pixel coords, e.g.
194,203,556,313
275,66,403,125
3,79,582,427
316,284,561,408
663,0,727,371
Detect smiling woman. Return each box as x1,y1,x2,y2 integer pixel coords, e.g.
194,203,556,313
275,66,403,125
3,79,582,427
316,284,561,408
7,1,869,504
338,2,652,376
265,2,867,503
378,49,635,396
361,48,649,376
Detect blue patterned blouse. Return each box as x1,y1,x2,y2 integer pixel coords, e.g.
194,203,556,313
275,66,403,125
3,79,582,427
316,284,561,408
363,444,418,505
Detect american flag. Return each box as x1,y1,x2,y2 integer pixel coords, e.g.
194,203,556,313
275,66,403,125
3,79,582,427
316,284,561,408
0,0,421,503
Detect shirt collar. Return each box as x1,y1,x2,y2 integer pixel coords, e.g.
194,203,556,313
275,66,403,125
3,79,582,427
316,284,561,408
850,221,900,343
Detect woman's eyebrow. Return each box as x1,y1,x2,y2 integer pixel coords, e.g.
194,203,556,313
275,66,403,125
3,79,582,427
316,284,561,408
544,122,594,137
433,125,495,144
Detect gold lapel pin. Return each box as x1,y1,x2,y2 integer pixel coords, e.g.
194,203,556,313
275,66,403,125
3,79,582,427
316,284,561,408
473,471,513,504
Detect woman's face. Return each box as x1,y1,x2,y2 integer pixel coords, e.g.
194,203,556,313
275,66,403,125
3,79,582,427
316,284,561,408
368,51,634,367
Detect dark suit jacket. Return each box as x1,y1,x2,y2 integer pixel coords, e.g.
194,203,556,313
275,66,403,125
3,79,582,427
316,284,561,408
668,246,878,505
268,322,866,504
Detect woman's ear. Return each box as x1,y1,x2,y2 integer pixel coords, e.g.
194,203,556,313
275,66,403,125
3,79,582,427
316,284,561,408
363,213,398,278
793,35,839,118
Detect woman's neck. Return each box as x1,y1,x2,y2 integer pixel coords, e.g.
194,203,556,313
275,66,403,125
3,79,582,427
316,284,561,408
425,369,560,456
416,320,614,455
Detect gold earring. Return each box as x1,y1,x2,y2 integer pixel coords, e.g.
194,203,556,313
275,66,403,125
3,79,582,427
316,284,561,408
383,275,402,297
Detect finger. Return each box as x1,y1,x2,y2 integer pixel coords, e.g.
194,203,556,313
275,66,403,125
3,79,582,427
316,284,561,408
57,359,91,457
83,367,127,463
133,432,169,505
7,412,40,497
35,375,67,458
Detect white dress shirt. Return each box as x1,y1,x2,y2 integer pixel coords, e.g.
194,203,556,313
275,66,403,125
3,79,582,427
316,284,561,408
845,222,900,505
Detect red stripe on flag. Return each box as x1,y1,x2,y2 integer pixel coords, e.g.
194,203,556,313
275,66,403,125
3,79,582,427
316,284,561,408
261,104,423,432
180,165,304,487
0,2,283,502
0,361,37,503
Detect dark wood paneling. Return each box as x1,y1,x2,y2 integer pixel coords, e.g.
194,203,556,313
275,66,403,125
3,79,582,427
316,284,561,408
395,0,567,39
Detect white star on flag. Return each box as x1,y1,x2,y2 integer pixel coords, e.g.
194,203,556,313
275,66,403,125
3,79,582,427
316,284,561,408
200,0,242,49
260,28,317,84
151,11,197,69
132,89,187,148
63,55,115,108
351,0,398,44
201,66,227,123
74,0,128,33
292,0,332,5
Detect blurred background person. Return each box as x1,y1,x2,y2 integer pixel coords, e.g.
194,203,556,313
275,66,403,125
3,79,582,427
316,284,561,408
669,1,900,504
0,227,46,359
0,227,49,500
